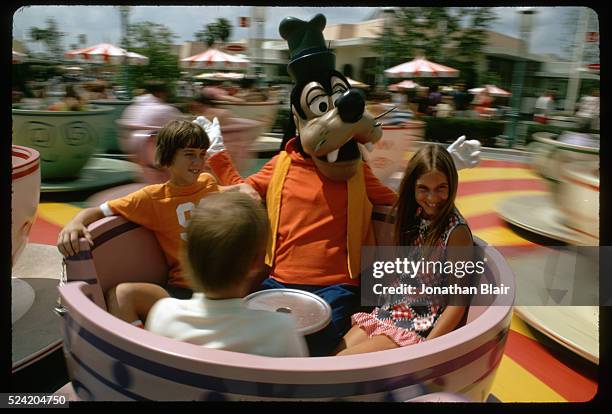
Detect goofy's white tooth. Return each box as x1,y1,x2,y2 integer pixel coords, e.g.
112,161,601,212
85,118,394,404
365,142,374,152
326,149,339,163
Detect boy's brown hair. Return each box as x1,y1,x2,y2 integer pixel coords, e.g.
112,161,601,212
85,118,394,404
184,192,269,293
155,119,210,167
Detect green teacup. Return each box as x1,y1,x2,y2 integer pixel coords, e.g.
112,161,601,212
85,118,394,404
89,99,133,153
12,104,114,180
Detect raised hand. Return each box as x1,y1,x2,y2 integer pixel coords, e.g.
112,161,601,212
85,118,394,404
447,135,481,170
194,116,225,156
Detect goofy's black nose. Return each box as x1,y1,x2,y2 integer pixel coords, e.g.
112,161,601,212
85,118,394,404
335,89,365,123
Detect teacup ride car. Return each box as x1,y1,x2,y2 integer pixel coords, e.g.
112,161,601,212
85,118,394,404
497,133,599,365
116,116,264,185
528,131,599,186
365,120,425,183
58,204,515,401
88,99,133,154
11,145,66,383
213,99,279,135
12,104,138,193
500,131,599,246
11,145,41,266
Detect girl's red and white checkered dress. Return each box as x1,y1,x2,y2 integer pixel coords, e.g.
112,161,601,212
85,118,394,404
352,208,467,346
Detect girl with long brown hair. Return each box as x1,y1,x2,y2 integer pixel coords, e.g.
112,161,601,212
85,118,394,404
336,144,473,355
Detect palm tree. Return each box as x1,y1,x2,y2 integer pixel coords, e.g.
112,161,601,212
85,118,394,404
194,18,233,48
216,18,232,43
28,27,49,55
28,18,64,59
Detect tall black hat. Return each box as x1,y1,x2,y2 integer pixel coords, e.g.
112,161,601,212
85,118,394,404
279,14,336,84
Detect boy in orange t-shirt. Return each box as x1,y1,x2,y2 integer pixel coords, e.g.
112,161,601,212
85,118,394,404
57,119,256,327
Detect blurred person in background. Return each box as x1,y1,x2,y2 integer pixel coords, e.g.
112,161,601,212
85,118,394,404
575,88,599,131
189,91,233,125
234,77,268,102
201,80,245,103
121,80,182,128
472,89,493,117
413,87,430,116
46,84,86,111
435,95,454,118
427,84,442,115
452,82,471,117
534,89,555,123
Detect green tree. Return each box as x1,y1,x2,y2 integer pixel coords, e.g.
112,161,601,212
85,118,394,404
448,7,497,88
215,18,232,43
125,21,181,95
28,18,65,59
372,7,495,88
194,18,233,47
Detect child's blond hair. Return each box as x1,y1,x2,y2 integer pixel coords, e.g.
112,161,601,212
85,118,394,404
184,192,268,293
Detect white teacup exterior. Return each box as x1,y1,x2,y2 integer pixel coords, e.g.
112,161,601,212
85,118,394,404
530,132,599,184
12,145,41,265
558,161,599,240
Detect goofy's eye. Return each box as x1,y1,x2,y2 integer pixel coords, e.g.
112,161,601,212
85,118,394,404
332,87,347,102
309,95,330,116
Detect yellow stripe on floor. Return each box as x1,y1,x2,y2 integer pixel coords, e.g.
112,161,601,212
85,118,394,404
471,226,533,246
509,311,538,342
490,355,566,402
456,190,547,218
458,168,542,182
37,203,83,227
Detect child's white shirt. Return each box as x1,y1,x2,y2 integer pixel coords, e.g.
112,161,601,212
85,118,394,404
146,293,309,357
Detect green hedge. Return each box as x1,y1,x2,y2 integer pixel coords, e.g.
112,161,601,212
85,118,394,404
419,116,506,147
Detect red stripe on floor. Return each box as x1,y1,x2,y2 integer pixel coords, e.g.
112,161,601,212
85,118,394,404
504,329,598,401
465,212,506,231
458,179,547,196
29,216,61,246
479,159,533,169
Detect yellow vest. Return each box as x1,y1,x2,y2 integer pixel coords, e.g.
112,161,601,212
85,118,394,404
265,151,375,279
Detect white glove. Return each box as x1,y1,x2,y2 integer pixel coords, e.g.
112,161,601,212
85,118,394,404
447,135,481,170
194,116,225,156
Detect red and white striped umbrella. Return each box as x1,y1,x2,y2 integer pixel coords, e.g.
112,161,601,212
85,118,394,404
180,48,249,69
469,84,511,97
385,57,459,78
65,43,149,65
388,80,420,91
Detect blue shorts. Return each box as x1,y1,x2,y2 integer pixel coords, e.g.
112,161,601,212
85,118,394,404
258,278,372,356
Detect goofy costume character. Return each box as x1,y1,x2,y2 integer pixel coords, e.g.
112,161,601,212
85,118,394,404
201,14,480,356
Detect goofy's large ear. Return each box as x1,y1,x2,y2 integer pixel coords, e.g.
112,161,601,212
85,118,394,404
279,14,327,56
279,14,335,85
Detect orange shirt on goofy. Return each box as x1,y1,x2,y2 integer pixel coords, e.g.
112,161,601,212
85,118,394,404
101,173,219,288
208,138,397,287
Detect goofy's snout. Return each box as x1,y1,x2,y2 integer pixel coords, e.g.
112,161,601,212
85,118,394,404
335,89,365,123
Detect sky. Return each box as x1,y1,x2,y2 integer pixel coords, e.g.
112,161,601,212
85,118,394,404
12,6,599,60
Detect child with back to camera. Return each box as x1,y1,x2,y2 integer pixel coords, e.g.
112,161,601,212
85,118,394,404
336,145,473,356
57,118,258,327
146,192,309,357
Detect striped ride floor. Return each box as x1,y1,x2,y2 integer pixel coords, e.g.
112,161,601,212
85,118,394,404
27,157,598,402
